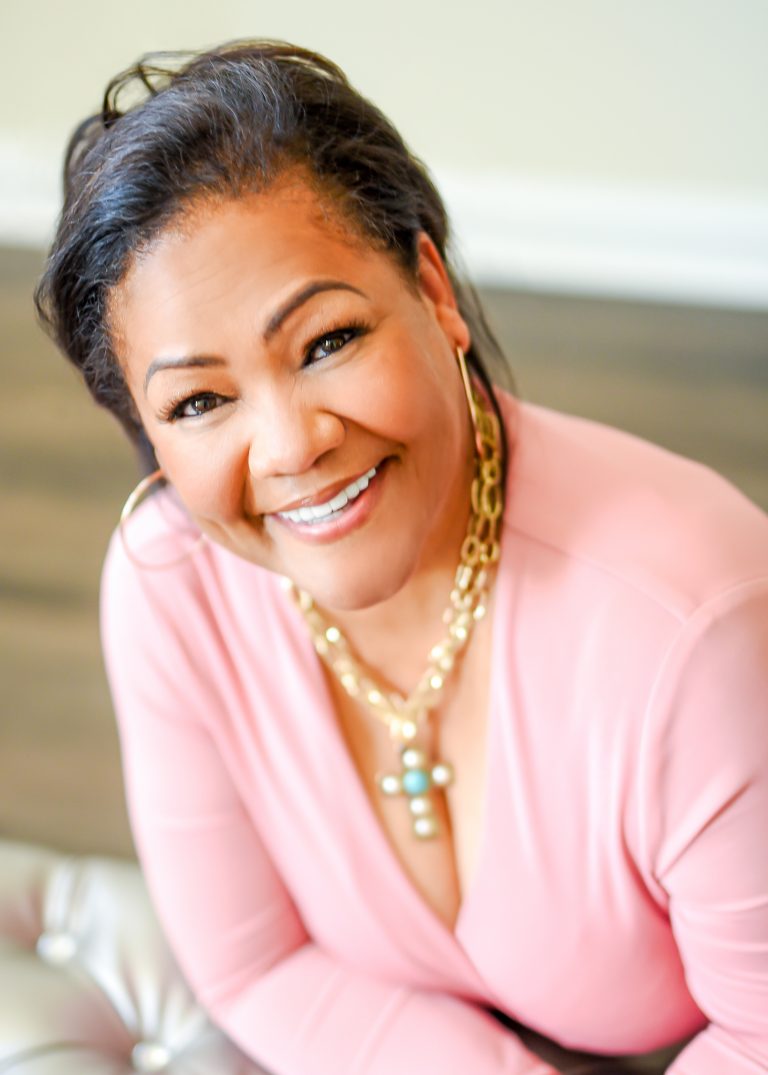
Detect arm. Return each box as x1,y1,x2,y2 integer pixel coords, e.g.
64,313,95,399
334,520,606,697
640,581,768,1074
100,536,559,1075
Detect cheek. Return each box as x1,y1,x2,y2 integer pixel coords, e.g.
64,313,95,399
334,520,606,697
151,431,245,524
378,359,464,465
340,328,461,446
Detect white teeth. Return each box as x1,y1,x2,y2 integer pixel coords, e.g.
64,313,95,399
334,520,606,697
277,465,379,524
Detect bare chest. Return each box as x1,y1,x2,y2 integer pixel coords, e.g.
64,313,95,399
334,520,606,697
323,619,492,932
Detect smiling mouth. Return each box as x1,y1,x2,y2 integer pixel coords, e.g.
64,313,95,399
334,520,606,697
274,465,378,525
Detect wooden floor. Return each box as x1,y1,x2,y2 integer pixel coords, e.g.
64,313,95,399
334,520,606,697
1,245,766,861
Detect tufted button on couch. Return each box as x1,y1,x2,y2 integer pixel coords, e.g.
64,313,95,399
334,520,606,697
0,838,270,1074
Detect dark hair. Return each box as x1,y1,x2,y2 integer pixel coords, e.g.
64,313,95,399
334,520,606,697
34,39,510,474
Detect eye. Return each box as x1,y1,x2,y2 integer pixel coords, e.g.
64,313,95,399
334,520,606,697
164,392,228,421
305,323,367,365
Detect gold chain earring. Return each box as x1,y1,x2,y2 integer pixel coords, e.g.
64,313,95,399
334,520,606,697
119,468,206,570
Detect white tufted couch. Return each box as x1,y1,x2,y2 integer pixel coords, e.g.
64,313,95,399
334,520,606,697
0,838,270,1074
1,838,690,1074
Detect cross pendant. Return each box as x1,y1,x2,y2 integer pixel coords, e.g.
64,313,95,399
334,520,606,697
377,745,455,839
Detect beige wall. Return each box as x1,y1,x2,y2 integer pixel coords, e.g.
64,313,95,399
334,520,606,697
3,0,767,305
4,0,768,193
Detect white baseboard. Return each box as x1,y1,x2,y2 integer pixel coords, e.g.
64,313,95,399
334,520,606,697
3,140,767,310
436,171,768,311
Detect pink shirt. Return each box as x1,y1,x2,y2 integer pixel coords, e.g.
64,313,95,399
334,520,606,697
101,395,768,1074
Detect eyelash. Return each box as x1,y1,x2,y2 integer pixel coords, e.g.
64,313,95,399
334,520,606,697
305,320,369,364
159,320,371,422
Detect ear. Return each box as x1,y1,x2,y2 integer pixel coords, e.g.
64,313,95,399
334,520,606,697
415,232,471,353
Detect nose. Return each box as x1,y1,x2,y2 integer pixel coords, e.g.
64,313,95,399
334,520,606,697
246,386,346,481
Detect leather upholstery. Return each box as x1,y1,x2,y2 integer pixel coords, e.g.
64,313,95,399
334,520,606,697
0,838,269,1073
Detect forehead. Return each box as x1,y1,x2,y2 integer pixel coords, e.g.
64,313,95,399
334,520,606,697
109,181,391,357
122,181,364,295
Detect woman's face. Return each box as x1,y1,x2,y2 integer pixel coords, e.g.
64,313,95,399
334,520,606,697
111,179,474,611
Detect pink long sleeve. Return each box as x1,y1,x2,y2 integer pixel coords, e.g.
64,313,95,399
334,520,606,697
640,582,768,1074
100,534,556,1075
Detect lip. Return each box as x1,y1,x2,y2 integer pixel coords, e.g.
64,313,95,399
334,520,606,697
268,459,389,545
269,464,379,514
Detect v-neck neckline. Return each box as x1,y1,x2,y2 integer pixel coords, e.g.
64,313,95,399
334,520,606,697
277,505,510,967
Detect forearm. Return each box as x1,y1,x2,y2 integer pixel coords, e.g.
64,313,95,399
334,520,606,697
209,942,559,1075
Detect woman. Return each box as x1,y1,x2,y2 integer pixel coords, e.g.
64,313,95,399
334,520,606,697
35,41,768,1075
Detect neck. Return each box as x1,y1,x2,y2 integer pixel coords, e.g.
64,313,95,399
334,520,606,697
316,450,475,696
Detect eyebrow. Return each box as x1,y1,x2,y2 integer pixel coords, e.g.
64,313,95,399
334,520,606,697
143,279,367,393
265,279,367,339
143,354,226,393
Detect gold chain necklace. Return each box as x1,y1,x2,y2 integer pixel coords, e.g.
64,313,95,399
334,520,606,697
283,370,503,839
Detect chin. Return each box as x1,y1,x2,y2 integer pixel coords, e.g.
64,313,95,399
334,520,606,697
295,554,415,614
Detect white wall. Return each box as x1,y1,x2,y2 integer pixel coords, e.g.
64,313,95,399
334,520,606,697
3,0,767,307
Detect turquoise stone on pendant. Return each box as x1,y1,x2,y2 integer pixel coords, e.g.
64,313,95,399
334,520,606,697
402,768,430,795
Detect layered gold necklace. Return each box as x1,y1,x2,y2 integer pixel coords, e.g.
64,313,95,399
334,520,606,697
283,356,504,839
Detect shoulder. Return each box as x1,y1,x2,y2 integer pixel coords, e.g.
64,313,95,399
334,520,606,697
493,395,768,905
102,486,211,626
100,486,281,661
496,390,768,620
